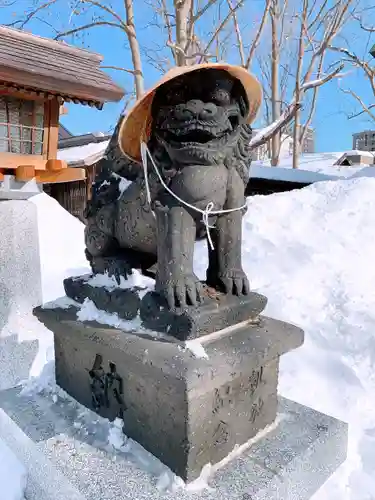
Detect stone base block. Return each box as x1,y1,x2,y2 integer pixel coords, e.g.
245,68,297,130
63,275,141,320
63,273,268,341
140,289,268,340
0,386,348,500
34,305,303,482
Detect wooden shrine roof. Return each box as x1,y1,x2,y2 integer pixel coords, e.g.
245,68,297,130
0,26,125,108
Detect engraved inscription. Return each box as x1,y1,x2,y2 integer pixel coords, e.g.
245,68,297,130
249,398,264,423
213,420,229,446
212,366,265,415
88,354,127,417
213,388,225,414
248,366,263,394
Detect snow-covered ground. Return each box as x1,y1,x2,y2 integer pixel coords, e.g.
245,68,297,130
251,151,375,184
4,172,375,498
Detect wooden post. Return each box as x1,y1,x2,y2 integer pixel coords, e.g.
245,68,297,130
47,98,60,160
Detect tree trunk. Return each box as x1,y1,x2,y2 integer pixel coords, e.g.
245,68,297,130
270,1,281,166
292,111,300,169
292,0,307,169
174,0,192,66
124,0,144,98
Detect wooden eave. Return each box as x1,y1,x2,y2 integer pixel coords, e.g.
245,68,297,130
0,25,125,107
0,79,107,110
0,68,123,109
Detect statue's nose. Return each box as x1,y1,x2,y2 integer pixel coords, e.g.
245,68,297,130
174,100,218,121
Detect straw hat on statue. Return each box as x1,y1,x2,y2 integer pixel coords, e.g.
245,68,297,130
117,62,262,164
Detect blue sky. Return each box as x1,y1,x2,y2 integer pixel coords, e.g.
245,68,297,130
3,0,374,153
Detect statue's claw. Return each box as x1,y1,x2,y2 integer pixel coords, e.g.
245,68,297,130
217,269,250,296
162,275,203,309
90,256,132,284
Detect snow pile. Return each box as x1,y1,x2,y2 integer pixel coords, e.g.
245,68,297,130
194,176,375,499
30,192,90,302
23,177,375,497
0,438,27,500
251,151,375,185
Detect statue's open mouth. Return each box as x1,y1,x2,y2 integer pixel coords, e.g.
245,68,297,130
169,129,220,144
161,124,233,148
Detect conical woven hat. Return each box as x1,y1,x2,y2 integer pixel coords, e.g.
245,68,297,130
118,63,262,163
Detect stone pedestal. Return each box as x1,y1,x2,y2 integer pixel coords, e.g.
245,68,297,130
0,386,349,500
0,175,42,200
0,200,42,390
34,304,304,482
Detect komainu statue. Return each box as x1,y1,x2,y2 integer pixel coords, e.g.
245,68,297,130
84,63,262,310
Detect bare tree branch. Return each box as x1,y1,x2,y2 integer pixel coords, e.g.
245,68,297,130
227,0,245,67
192,0,219,23
341,89,375,121
54,21,124,40
250,103,302,149
299,52,324,147
167,40,214,60
101,65,142,75
352,11,375,32
5,0,57,28
245,0,272,69
250,63,344,150
199,0,244,61
329,45,374,88
329,42,375,122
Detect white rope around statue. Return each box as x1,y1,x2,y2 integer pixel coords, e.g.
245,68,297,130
140,141,247,250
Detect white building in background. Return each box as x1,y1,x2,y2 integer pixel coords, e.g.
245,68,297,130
352,130,375,152
251,125,315,160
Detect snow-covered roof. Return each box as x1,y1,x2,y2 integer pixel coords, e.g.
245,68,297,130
57,140,109,166
336,150,375,158
334,150,375,166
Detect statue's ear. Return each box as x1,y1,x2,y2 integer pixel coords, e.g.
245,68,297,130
238,95,249,118
233,79,249,118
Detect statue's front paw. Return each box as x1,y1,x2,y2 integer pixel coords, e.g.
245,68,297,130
217,269,250,296
161,275,203,309
91,256,132,285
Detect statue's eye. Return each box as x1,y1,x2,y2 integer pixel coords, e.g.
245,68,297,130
167,84,187,104
211,89,231,105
